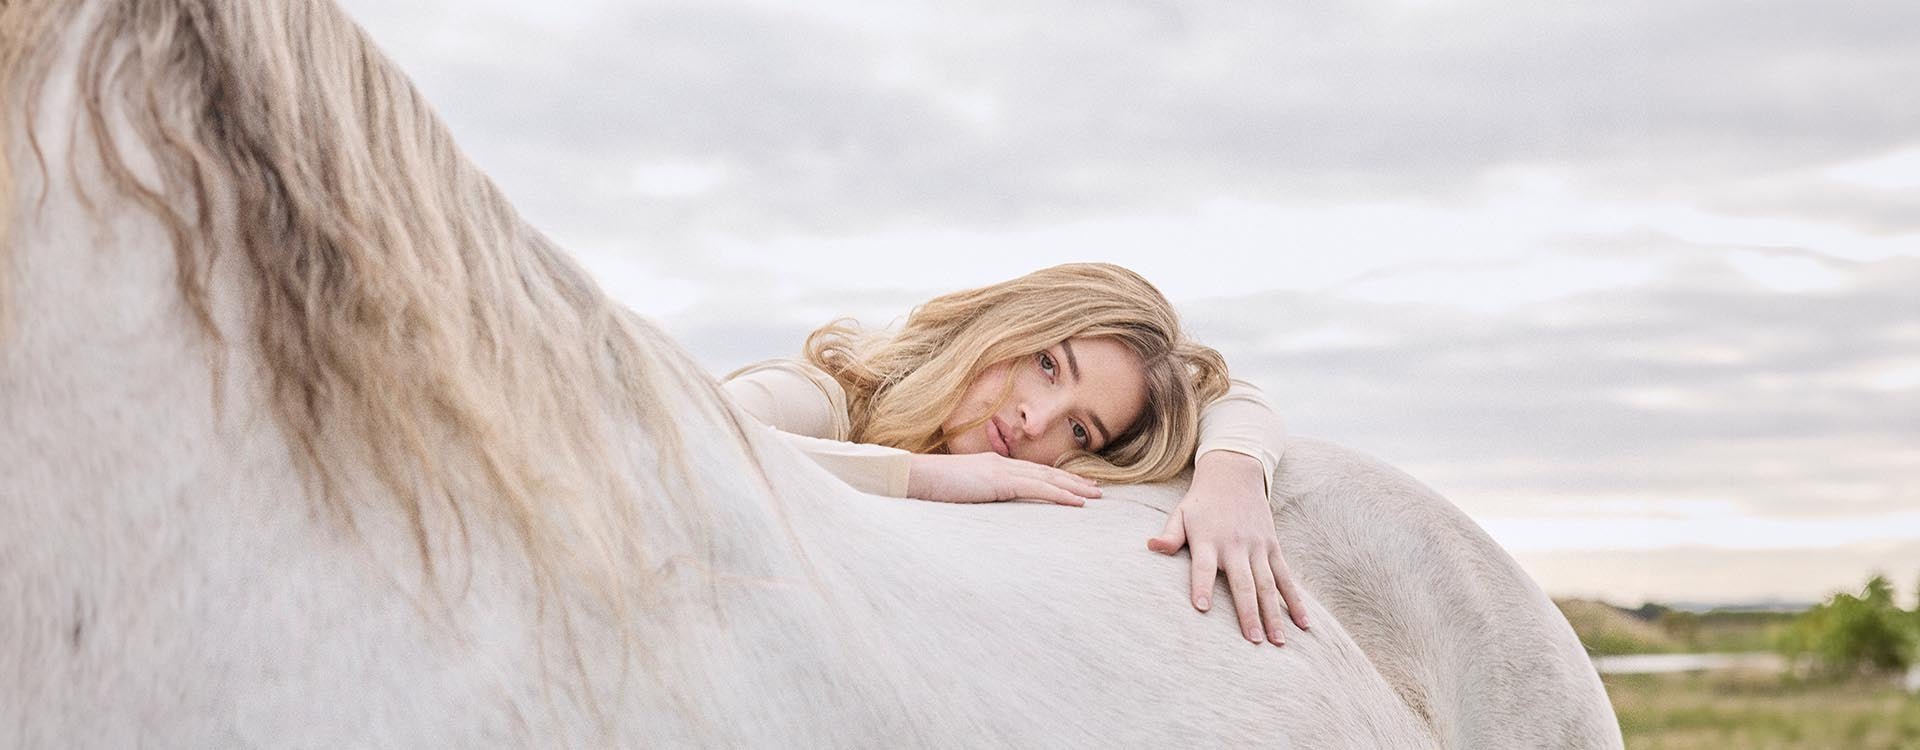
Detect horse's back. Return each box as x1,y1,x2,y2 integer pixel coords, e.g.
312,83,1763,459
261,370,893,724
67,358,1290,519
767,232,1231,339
779,431,1620,748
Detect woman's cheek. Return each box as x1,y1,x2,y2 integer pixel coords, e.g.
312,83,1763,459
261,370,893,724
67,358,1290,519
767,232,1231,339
1028,436,1065,466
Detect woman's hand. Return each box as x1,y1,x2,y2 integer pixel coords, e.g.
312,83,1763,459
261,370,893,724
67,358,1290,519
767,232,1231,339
907,453,1101,507
1147,450,1309,645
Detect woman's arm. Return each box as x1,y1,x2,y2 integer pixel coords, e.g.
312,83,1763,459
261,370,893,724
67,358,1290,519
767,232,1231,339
722,359,1095,505
1147,378,1308,646
1194,378,1288,495
722,358,912,495
722,358,854,441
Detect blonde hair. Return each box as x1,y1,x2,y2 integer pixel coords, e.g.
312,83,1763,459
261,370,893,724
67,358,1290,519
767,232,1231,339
805,263,1229,484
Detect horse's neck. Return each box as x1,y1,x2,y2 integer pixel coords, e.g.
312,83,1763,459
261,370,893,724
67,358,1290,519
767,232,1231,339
2,27,239,562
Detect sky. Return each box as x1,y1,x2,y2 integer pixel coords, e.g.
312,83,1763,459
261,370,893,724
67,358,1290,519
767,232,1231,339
337,0,1919,607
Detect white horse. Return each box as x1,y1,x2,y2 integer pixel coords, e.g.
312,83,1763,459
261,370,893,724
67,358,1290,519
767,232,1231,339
0,1,1620,746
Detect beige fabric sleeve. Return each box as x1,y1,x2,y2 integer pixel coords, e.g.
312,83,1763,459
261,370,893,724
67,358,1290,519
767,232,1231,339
761,431,913,498
721,358,853,441
721,358,913,497
1196,378,1288,495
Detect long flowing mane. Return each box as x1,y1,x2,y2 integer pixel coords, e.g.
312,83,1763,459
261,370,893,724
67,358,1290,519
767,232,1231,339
4,0,735,604
0,5,775,721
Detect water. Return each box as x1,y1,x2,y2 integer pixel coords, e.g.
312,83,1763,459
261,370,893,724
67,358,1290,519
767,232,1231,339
1595,652,1920,693
1591,652,1785,675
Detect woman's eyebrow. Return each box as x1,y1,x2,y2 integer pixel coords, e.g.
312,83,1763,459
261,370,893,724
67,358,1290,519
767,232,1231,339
1059,340,1083,383
1088,412,1113,448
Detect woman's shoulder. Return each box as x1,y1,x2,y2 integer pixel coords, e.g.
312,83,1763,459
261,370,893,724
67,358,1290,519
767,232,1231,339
725,357,844,398
721,357,852,440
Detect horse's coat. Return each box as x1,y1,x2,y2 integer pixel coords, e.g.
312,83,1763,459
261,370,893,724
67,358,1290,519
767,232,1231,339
0,1,1621,746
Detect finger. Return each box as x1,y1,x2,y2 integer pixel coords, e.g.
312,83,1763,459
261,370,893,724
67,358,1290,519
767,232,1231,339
1058,468,1101,489
1037,470,1097,500
1222,554,1263,644
1036,466,1100,497
1147,510,1187,554
1251,553,1286,645
1024,478,1087,507
1052,470,1101,498
1188,542,1217,612
1271,549,1310,631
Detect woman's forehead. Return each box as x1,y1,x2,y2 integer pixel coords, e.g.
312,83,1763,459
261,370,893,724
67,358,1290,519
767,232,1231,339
1058,336,1149,431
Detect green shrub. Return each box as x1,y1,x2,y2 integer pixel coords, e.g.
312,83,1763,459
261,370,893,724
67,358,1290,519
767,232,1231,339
1778,574,1918,678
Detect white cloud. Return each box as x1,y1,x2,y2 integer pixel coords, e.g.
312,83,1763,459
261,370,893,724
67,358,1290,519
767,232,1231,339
1847,357,1920,392
1825,146,1920,190
629,160,731,198
1481,512,1920,553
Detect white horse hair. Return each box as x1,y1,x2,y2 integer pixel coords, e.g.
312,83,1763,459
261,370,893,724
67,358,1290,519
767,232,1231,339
0,0,1621,746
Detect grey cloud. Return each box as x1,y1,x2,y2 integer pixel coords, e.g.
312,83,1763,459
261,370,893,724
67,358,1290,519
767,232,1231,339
337,1,1918,530
344,0,1920,246
1182,248,1919,517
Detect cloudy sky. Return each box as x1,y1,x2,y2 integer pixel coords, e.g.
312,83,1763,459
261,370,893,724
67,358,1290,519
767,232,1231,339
338,0,1918,607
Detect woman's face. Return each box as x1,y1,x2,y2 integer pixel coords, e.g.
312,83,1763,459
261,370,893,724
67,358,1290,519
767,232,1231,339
941,336,1149,466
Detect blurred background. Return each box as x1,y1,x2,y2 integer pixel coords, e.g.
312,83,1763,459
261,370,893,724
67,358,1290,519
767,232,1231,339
340,1,1918,744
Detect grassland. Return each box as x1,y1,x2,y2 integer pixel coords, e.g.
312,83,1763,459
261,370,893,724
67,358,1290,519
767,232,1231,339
1556,597,1920,748
1606,669,1920,749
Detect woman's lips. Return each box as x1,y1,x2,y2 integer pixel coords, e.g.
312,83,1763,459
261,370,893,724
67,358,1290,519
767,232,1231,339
988,417,1010,457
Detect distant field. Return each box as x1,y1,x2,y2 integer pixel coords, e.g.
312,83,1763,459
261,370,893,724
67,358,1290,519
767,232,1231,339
1606,670,1920,749
1555,598,1797,656
1557,598,1920,747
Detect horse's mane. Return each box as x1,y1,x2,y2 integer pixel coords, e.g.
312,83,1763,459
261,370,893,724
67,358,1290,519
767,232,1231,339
0,0,736,641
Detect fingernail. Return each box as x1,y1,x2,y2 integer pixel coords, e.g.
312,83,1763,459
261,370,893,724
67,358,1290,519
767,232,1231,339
1195,596,1209,611
1245,627,1262,642
1269,629,1285,644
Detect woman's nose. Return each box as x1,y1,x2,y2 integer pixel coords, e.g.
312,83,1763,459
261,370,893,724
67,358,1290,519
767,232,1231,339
1018,401,1058,437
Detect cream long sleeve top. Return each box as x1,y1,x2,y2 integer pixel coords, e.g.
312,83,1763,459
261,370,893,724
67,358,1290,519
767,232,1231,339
721,358,1287,498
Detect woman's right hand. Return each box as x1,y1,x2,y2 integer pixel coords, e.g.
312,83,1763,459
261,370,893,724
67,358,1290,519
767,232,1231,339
906,453,1101,507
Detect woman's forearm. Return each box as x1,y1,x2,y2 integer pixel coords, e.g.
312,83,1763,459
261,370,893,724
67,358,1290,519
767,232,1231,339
1192,449,1266,499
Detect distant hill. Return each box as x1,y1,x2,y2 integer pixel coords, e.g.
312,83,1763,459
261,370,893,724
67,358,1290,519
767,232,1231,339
1555,599,1680,656
1556,598,1802,655
1664,600,1814,614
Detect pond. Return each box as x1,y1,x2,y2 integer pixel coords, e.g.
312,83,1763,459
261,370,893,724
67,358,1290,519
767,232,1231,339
1591,652,1785,675
1594,653,1920,694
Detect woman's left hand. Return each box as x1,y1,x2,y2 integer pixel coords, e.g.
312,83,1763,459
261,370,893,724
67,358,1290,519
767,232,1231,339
1147,450,1309,646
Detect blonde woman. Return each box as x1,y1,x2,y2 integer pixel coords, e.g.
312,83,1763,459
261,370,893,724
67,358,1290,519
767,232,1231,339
722,263,1308,647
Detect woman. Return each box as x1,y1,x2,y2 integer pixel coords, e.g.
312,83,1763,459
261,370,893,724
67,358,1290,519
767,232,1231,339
722,263,1308,647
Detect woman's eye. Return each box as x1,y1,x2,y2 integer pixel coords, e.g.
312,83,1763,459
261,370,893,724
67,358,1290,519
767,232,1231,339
1038,352,1056,378
1071,421,1088,446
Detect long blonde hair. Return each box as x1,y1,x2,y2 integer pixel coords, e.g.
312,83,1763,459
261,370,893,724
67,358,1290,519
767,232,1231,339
805,263,1229,484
